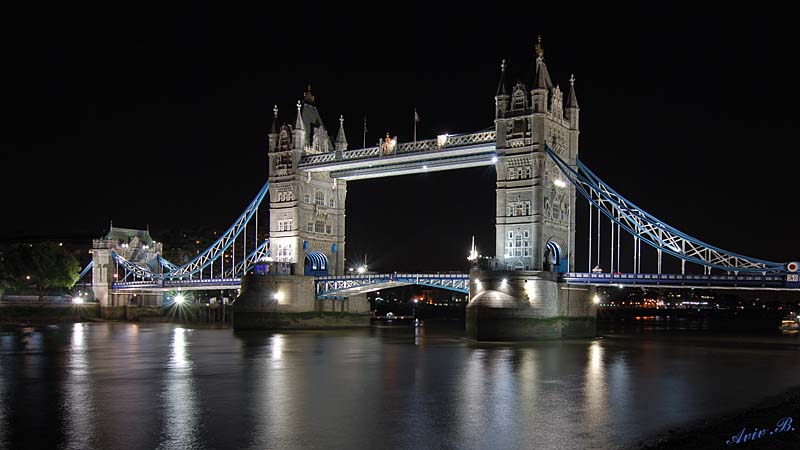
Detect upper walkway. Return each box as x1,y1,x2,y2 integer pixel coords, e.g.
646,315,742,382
299,130,496,180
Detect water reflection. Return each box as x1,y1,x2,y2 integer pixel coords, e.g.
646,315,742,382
2,324,800,450
157,327,200,450
583,340,610,447
0,334,10,449
64,323,95,450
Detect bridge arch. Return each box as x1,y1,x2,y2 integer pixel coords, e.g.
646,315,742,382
304,251,329,276
544,238,567,273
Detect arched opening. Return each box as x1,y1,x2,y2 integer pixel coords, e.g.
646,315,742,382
544,241,565,273
304,251,329,276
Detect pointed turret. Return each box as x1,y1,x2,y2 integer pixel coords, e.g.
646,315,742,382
532,35,552,113
294,99,306,151
496,59,508,96
533,36,553,90
335,114,348,151
271,104,279,134
566,74,579,129
566,74,579,109
495,59,510,118
294,100,304,131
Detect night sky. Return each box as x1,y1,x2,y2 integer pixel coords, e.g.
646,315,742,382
4,3,800,273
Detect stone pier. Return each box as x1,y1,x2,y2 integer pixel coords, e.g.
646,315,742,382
466,269,597,340
233,273,370,330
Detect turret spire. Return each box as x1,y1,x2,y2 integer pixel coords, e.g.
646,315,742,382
535,35,544,59
295,100,304,130
336,114,347,149
271,104,278,134
566,74,579,109
496,59,508,96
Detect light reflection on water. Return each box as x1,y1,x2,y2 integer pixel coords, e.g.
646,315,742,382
157,327,200,450
63,323,95,450
0,323,799,450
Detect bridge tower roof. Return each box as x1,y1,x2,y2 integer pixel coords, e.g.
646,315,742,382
496,59,508,96
533,36,553,90
566,74,579,109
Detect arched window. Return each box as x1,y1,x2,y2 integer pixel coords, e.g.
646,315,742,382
315,191,325,206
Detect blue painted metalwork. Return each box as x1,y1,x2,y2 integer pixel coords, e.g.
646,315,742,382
562,272,794,289
158,256,179,271
77,261,93,281
314,273,470,299
224,240,270,278
545,146,789,274
304,251,329,276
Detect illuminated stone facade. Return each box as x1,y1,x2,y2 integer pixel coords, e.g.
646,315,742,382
493,43,579,273
267,89,347,276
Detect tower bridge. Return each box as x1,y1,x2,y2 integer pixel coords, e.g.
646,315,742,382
82,39,800,338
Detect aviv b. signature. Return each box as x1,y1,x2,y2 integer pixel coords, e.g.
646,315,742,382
725,416,795,445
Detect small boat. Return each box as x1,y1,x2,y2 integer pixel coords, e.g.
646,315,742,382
779,314,799,333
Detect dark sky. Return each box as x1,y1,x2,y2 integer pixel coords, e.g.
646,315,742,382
4,2,800,272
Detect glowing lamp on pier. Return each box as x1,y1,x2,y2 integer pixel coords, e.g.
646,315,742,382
592,294,601,304
174,294,186,305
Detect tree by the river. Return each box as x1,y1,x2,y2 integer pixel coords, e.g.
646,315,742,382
0,243,80,299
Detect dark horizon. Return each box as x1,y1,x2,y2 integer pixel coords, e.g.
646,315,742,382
5,3,800,272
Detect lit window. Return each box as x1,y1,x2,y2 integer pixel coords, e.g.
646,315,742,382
315,191,325,206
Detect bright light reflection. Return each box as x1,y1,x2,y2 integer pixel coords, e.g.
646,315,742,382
158,327,199,449
584,340,609,432
271,334,285,361
65,323,94,449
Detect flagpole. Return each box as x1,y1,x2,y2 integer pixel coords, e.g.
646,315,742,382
363,116,366,148
413,108,417,142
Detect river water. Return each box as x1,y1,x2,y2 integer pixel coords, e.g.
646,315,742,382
0,322,798,450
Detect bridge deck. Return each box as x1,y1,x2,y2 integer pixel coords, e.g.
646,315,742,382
562,272,797,290
299,131,496,180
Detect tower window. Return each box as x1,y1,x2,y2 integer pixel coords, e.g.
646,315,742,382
315,191,325,206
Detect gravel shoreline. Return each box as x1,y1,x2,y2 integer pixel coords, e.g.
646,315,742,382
630,385,800,450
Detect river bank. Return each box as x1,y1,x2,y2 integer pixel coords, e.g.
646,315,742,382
632,385,800,450
606,331,800,450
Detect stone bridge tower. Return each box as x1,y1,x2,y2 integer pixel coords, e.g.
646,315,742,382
267,87,347,276
467,38,595,341
493,38,579,273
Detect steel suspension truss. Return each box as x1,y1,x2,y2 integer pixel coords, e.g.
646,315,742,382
110,181,270,281
157,256,179,272
544,146,788,274
165,181,269,279
224,239,270,278
315,273,470,298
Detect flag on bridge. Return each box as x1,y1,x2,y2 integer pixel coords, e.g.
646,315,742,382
414,108,420,123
